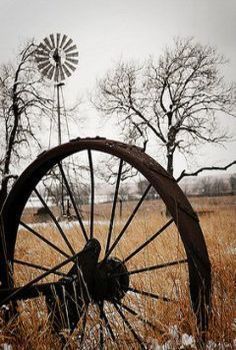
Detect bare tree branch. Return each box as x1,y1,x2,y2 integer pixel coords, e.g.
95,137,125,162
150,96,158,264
176,161,236,182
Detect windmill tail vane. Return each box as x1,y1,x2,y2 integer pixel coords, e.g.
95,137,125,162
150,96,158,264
36,33,78,82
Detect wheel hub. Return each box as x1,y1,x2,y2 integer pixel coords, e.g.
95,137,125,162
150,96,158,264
92,257,129,302
45,240,129,332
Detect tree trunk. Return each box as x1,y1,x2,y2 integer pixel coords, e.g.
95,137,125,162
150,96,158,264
167,150,174,177
166,107,174,177
165,147,174,216
0,178,8,212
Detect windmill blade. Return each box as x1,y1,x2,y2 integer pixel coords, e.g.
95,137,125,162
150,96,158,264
44,37,53,50
66,57,79,65
36,52,49,60
56,33,61,48
35,50,48,59
36,48,49,57
62,64,72,77
41,64,52,77
60,34,67,48
35,55,49,64
38,43,50,54
47,66,55,80
66,51,79,58
50,34,56,48
63,38,72,50
38,60,51,70
59,64,65,81
64,61,77,72
65,44,77,53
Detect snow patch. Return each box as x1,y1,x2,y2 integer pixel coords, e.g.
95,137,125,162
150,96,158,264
1,344,13,350
146,325,235,349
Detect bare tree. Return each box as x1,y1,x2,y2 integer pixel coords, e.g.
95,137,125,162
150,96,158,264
137,179,157,200
94,37,235,178
229,173,236,194
118,184,130,202
210,177,229,196
0,41,51,209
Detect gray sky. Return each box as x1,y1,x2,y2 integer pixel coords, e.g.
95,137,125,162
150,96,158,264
0,0,235,175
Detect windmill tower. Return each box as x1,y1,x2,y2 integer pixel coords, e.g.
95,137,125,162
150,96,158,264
36,33,79,145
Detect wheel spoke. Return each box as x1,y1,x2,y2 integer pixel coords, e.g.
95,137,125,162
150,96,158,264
13,258,68,277
88,150,94,239
34,188,75,255
114,258,187,277
0,250,81,306
99,312,104,349
57,162,88,242
99,302,115,341
117,300,156,329
104,184,152,260
105,159,123,255
128,286,172,302
122,218,174,265
113,302,145,349
20,221,69,258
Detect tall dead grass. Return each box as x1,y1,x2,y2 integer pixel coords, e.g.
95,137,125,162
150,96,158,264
0,196,235,349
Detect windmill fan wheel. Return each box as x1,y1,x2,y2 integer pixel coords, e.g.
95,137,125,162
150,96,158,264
0,138,211,348
35,33,78,82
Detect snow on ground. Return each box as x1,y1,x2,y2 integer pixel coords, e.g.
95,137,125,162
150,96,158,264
146,324,235,349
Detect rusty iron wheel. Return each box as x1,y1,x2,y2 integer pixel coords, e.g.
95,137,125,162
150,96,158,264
0,138,211,348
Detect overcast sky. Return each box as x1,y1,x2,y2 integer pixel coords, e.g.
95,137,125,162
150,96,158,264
0,0,235,175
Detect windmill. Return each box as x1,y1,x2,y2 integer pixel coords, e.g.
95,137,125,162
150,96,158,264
36,33,79,145
35,34,79,216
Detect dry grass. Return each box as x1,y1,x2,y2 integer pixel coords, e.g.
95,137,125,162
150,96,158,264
0,196,235,349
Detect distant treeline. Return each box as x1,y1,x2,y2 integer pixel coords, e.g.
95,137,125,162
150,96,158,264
180,173,236,197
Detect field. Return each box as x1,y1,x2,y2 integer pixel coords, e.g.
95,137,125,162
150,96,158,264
0,195,235,349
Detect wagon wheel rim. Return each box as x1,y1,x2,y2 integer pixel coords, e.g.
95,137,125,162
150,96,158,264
0,138,211,347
